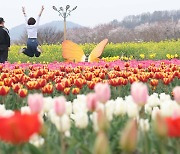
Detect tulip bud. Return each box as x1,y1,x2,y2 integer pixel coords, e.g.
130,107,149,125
28,94,44,113
131,82,149,106
54,96,66,116
94,132,110,154
120,120,138,153
173,86,180,104
18,88,28,98
154,113,168,138
94,83,111,104
86,93,99,112
97,109,109,132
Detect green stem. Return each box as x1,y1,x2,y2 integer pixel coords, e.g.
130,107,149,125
177,139,180,154
142,131,149,154
60,118,66,154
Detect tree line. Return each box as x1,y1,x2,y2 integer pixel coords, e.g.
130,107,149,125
15,9,180,44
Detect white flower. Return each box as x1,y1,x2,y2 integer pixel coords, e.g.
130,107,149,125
105,100,115,121
126,102,139,118
147,93,160,107
29,134,44,147
54,114,71,133
160,100,179,117
0,104,6,113
64,131,71,137
151,107,160,120
66,101,72,115
159,93,171,103
43,97,53,112
139,119,150,132
145,104,152,115
49,110,71,133
73,97,88,114
114,97,126,116
71,112,89,129
0,110,14,118
21,106,31,114
91,112,99,132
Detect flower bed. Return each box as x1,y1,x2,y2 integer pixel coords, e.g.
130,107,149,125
0,82,179,154
9,40,180,63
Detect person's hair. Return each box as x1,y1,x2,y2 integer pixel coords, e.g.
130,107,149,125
0,18,5,24
28,17,36,25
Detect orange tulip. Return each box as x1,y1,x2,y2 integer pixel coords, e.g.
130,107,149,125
150,79,158,87
72,88,80,95
12,83,23,93
0,86,10,96
64,88,70,95
18,89,28,98
42,83,53,94
56,82,65,91
4,78,13,87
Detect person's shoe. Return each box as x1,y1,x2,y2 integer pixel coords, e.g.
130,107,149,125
18,48,25,54
37,46,43,53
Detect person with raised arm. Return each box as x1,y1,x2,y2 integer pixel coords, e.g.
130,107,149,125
19,6,44,57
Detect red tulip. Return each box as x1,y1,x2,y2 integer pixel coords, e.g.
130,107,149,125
165,116,180,137
3,78,13,87
72,88,80,95
18,89,28,98
0,112,41,144
42,83,53,94
64,88,70,95
0,86,10,96
56,82,65,91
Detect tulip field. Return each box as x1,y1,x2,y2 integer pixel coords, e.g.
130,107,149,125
0,42,180,154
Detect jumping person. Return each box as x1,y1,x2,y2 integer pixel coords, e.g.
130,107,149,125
0,17,10,63
19,6,44,57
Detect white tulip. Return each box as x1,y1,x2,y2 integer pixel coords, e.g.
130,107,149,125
29,134,44,147
160,100,180,117
71,112,89,129
73,97,88,114
114,97,127,116
144,104,152,115
105,100,115,121
91,112,99,132
54,114,71,133
151,107,160,120
159,93,171,103
43,97,53,112
126,102,139,118
0,110,14,118
139,119,150,132
147,93,160,107
66,101,72,115
21,106,31,114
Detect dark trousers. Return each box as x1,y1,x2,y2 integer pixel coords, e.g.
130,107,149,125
23,38,41,57
0,50,8,63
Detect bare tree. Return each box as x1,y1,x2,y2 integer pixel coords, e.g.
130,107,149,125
15,27,63,45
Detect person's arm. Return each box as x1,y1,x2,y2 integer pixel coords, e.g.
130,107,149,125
22,7,28,24
36,6,44,26
38,6,44,17
3,28,10,49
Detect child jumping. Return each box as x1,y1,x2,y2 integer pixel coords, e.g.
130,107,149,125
19,6,44,57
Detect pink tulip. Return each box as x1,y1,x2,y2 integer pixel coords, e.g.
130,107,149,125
173,86,180,104
131,82,148,106
54,96,66,116
94,83,111,103
28,94,43,113
86,93,99,112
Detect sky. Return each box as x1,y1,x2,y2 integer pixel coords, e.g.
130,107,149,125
1,0,180,29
